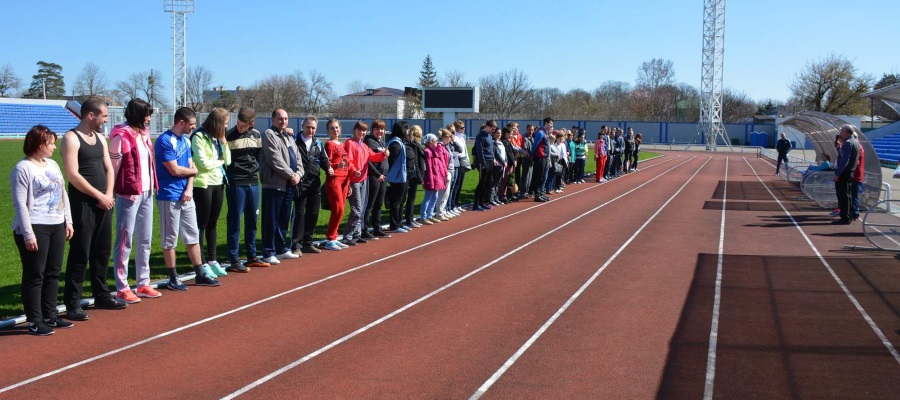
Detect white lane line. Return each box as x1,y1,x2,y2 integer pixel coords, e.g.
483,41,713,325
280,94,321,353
743,157,900,365
704,156,728,400
221,156,701,400
469,156,713,400
0,156,681,395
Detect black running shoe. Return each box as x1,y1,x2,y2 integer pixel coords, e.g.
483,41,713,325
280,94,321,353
94,296,128,310
301,245,322,254
355,237,369,244
165,278,188,291
195,273,221,287
28,323,54,336
66,308,89,321
44,317,74,329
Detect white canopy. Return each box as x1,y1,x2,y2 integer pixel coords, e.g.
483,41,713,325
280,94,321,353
863,82,900,116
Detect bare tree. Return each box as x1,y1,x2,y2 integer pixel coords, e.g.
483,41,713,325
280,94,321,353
631,59,680,121
592,81,632,120
444,69,472,87
250,71,309,114
673,83,700,122
304,69,334,114
552,89,596,119
721,88,756,123
0,63,22,97
478,69,533,118
185,65,215,112
113,70,167,109
73,62,109,100
636,58,676,91
113,73,143,105
345,79,371,95
788,53,872,115
525,87,562,119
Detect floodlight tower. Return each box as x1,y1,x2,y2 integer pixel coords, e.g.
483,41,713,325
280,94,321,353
164,0,194,112
699,0,730,151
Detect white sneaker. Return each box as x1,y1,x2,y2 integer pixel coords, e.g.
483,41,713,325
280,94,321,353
262,256,280,265
276,251,299,260
336,241,349,248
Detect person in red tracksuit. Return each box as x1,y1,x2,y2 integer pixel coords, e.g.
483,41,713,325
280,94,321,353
322,119,359,251
594,126,608,183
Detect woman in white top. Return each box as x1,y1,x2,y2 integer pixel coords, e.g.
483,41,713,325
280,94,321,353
12,125,74,336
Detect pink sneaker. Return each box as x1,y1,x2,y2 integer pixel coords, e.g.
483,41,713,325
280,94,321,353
136,285,162,299
117,289,141,304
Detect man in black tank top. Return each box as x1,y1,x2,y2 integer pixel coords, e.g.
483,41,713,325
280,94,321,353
61,97,127,321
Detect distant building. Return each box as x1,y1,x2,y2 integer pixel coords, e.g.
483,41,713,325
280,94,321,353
203,86,250,109
339,87,423,119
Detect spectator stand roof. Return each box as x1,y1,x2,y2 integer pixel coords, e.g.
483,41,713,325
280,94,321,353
780,111,882,209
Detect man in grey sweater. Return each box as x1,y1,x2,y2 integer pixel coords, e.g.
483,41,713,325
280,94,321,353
259,109,304,264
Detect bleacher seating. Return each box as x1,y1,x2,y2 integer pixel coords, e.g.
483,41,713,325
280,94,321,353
871,132,900,164
0,103,79,135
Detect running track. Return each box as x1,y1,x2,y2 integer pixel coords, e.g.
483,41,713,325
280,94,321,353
1,152,898,399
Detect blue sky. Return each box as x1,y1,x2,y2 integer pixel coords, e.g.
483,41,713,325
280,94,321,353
1,0,896,105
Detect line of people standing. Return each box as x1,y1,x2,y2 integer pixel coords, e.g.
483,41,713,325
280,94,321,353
11,104,628,336
593,125,641,183
12,97,233,335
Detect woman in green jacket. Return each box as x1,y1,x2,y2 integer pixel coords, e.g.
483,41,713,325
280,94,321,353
191,108,232,277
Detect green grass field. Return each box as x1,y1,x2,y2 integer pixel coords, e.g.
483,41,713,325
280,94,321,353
0,138,657,319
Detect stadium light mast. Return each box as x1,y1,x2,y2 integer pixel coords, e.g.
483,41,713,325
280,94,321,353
164,0,194,112
699,0,730,151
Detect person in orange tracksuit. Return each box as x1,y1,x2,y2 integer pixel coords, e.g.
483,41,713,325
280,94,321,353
594,126,609,183
321,119,359,251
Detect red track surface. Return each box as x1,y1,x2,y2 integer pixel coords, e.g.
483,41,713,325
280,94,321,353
1,152,898,399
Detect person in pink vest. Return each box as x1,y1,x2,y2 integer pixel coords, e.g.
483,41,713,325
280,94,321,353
109,98,159,304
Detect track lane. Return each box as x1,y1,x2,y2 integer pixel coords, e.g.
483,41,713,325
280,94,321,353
659,156,900,399
465,156,724,399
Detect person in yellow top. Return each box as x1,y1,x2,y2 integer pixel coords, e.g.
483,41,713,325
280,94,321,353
191,108,232,277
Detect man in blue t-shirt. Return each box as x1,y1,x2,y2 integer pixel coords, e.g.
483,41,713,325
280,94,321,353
154,107,220,290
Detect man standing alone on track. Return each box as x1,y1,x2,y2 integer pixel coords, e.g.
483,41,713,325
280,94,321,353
775,132,792,175
832,124,859,225
62,97,128,320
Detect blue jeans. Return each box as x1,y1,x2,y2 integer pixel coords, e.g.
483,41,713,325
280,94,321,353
850,181,863,219
226,184,259,262
261,187,293,257
420,190,438,219
448,166,466,209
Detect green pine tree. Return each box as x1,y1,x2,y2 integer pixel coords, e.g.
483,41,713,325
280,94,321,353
25,61,66,99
